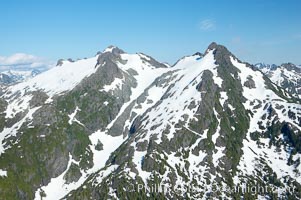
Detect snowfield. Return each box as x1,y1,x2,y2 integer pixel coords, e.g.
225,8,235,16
0,45,300,199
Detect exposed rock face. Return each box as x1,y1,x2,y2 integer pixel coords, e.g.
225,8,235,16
282,63,301,73
0,44,301,200
95,140,103,151
0,45,169,199
258,62,301,99
244,75,256,88
65,44,301,200
56,59,64,66
0,73,13,84
63,163,82,184
138,52,169,69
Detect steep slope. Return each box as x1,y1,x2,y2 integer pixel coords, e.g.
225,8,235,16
0,43,301,200
66,43,301,199
0,46,168,199
258,63,301,99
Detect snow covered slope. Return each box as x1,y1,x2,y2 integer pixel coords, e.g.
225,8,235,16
257,63,301,99
0,46,170,199
65,43,301,199
0,43,301,199
5,56,99,98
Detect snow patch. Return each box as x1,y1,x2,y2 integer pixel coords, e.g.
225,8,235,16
68,107,83,126
100,77,124,92
0,106,41,156
34,154,80,200
0,169,7,177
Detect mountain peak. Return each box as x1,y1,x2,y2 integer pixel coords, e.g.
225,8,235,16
2,43,301,200
207,42,218,50
205,42,238,67
281,62,301,72
102,45,125,54
206,42,231,55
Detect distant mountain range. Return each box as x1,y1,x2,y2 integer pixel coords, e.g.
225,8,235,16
0,43,300,199
256,63,301,99
0,69,41,85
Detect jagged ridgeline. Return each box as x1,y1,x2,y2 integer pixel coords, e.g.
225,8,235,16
0,43,300,199
257,62,301,99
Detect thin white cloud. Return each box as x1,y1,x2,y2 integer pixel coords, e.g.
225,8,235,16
0,53,39,66
200,19,216,31
0,53,53,72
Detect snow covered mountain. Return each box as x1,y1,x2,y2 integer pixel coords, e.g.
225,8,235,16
0,69,41,85
257,63,301,99
0,43,300,199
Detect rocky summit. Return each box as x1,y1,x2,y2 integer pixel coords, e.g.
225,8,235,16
0,43,301,199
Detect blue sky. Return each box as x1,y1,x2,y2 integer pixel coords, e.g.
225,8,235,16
0,0,300,70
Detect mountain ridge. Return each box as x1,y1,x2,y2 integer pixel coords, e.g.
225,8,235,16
0,42,300,199
257,62,301,99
